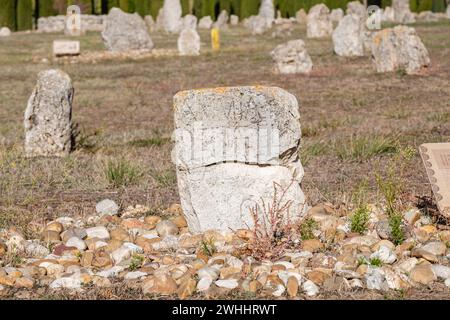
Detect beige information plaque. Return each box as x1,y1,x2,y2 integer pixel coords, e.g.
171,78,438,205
420,143,450,218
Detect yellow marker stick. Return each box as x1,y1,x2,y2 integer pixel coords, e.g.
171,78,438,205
211,28,220,51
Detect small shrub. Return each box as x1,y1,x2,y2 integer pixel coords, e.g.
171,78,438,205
104,158,141,188
300,217,318,240
369,257,382,267
389,213,405,245
351,205,370,234
129,255,144,271
244,180,302,261
199,237,216,257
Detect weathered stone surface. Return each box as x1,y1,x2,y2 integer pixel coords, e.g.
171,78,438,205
245,15,273,35
182,14,197,30
332,14,364,57
447,5,450,19
230,15,239,26
307,4,333,38
410,264,436,285
259,0,275,20
382,7,395,22
213,10,229,29
392,0,415,23
163,0,182,33
296,9,307,24
96,199,119,216
144,15,156,32
198,16,213,29
330,8,344,22
271,39,313,74
346,1,366,21
102,8,153,52
24,69,73,157
371,26,430,75
173,86,307,233
177,28,201,56
0,27,11,37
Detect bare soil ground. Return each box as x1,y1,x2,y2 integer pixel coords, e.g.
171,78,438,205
0,21,449,299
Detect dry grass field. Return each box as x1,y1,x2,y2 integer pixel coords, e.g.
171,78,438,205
0,21,449,300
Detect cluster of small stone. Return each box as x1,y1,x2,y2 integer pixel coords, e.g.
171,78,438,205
1,201,449,299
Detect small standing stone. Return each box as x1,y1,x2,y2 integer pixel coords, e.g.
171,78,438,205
307,4,333,38
330,8,344,22
163,0,182,33
102,8,153,52
0,27,11,37
198,16,213,29
296,9,307,24
182,14,198,30
177,28,201,56
213,10,229,29
332,14,364,57
392,0,415,23
24,69,73,157
230,15,239,26
271,39,313,74
371,26,430,75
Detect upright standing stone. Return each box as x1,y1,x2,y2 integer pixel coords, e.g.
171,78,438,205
447,6,450,19
382,7,395,22
156,8,165,31
392,0,415,23
271,40,313,74
102,8,153,52
0,27,11,37
163,0,182,33
230,15,239,26
24,70,73,157
295,9,307,24
330,8,344,22
346,1,367,21
332,14,364,57
198,16,213,29
259,0,275,20
245,15,272,35
144,15,156,32
182,14,198,30
173,87,307,233
177,28,201,56
307,4,333,38
213,10,229,29
371,26,430,74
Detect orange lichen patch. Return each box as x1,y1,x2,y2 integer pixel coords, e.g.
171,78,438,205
373,28,390,46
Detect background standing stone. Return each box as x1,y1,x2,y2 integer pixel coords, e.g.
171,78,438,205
330,8,344,22
392,0,416,23
332,14,364,57
173,86,307,233
0,27,11,37
259,0,275,20
177,28,201,56
163,0,182,33
307,4,333,38
24,69,73,157
101,8,153,52
271,39,313,74
198,16,213,29
371,26,430,74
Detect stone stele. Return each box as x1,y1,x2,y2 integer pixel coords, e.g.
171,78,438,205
172,86,307,233
24,69,73,157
